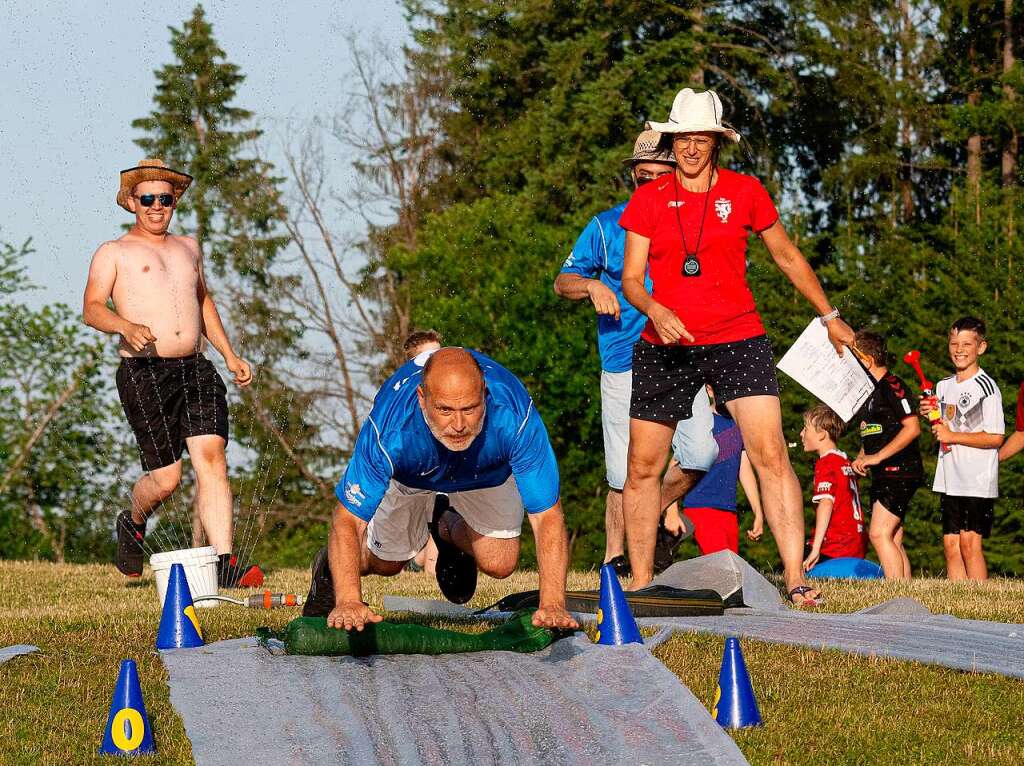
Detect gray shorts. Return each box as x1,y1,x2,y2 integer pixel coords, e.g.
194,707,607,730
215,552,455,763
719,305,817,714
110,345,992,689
601,370,718,490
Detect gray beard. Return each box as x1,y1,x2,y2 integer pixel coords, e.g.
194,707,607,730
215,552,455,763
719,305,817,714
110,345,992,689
425,403,486,452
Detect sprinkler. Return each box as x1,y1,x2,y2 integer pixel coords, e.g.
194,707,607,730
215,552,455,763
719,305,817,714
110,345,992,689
195,591,304,609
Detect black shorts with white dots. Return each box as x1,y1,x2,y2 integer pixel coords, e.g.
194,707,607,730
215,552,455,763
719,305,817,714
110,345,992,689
629,335,780,421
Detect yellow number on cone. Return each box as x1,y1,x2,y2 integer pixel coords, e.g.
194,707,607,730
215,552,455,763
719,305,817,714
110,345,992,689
110,708,145,752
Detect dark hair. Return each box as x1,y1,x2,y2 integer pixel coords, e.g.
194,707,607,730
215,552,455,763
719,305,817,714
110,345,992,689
403,329,442,357
804,403,845,442
854,330,889,367
950,316,986,342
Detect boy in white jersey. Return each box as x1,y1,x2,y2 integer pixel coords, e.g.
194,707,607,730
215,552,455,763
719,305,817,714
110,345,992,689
919,317,1004,580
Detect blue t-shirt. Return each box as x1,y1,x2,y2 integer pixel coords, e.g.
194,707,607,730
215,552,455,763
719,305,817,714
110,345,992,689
336,349,560,521
684,414,744,513
560,201,652,373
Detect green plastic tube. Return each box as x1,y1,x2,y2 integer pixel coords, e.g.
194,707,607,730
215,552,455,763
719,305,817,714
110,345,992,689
257,609,559,657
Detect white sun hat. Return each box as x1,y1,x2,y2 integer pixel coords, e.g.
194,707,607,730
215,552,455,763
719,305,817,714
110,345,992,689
646,88,741,143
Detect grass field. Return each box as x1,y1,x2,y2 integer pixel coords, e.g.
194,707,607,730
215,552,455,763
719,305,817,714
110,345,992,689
2,561,1024,765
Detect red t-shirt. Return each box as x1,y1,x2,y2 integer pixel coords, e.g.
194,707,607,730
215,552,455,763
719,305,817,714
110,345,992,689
618,167,779,345
811,450,866,559
1015,382,1024,431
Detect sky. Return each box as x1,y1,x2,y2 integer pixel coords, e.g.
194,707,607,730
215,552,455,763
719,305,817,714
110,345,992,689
0,0,409,307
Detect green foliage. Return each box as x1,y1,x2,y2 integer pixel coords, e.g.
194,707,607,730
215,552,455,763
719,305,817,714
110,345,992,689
386,0,1024,575
0,239,131,562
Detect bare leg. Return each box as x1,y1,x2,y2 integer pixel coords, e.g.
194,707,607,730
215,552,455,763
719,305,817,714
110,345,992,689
893,526,911,578
869,503,908,580
186,435,232,554
622,418,676,588
943,534,967,580
726,396,816,602
605,489,625,561
441,511,520,579
423,536,438,575
130,461,183,524
660,462,704,512
959,532,988,581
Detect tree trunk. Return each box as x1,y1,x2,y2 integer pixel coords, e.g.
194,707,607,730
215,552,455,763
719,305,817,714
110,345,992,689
899,0,914,222
1003,0,1018,188
690,6,705,87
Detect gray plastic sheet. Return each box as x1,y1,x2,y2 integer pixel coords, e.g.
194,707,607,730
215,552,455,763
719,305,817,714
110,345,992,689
161,635,749,766
647,608,1024,678
0,644,38,664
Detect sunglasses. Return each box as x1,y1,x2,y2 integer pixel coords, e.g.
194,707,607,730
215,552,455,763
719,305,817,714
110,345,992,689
134,193,175,207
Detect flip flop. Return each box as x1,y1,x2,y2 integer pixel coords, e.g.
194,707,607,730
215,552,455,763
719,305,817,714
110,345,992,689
428,498,478,604
787,584,824,608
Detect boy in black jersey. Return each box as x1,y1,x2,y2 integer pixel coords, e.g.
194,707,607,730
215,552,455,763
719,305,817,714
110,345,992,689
851,331,923,579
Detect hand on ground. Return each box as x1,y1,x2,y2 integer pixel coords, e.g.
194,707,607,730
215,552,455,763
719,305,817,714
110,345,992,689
122,322,156,352
227,356,253,387
532,604,579,630
586,281,621,320
327,601,382,632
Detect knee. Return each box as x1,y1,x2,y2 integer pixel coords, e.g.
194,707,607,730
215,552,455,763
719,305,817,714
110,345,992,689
747,440,788,476
369,557,407,577
942,536,961,556
626,454,662,484
959,535,983,557
191,448,227,475
868,526,889,546
150,469,181,499
477,543,519,579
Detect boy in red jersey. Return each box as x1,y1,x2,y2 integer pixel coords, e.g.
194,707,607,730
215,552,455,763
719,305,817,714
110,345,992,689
800,404,866,571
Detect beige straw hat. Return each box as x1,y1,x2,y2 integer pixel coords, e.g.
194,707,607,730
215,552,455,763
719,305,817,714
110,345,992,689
116,158,193,212
646,88,741,143
623,129,676,166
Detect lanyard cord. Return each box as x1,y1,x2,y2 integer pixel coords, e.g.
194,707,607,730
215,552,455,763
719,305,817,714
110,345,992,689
673,166,715,265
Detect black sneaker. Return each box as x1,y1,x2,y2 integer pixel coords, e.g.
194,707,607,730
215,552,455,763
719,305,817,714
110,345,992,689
606,554,632,578
428,499,478,605
115,510,146,577
302,546,335,617
653,521,692,574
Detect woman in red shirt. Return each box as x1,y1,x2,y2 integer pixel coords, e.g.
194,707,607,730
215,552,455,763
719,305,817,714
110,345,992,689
619,88,855,606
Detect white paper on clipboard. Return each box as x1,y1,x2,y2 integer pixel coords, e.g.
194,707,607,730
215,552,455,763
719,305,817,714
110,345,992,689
776,319,873,422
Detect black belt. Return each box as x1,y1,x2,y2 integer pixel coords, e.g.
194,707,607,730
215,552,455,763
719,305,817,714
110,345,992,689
119,353,203,367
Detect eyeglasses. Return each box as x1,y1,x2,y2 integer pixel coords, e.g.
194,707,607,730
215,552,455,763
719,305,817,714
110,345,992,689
672,136,715,151
134,193,175,207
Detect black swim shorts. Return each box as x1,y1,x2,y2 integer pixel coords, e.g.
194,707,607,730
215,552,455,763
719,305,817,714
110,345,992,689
630,335,779,421
869,478,921,521
940,494,995,538
115,353,229,471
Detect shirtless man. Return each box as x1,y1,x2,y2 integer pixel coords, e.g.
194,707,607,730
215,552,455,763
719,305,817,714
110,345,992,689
83,159,253,586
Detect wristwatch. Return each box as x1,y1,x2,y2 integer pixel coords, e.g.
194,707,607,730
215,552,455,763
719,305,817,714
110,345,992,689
819,308,840,326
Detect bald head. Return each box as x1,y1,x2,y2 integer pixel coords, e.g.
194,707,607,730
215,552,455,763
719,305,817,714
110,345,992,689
418,348,487,451
421,348,484,396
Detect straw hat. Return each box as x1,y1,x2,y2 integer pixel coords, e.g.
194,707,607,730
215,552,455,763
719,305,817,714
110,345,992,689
646,88,741,143
623,129,676,166
116,159,193,212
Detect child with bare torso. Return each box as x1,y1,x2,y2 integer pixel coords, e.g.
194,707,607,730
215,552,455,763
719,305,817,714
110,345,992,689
83,159,257,587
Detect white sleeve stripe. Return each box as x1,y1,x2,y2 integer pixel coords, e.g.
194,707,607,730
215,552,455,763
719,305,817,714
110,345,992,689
517,400,535,435
596,217,608,269
812,493,835,502
367,415,395,473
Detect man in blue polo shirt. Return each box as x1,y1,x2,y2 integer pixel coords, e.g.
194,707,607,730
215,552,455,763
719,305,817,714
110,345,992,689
554,129,718,575
306,347,578,631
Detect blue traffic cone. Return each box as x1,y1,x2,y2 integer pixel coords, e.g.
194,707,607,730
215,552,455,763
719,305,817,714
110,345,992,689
594,563,643,645
712,637,763,729
99,659,155,755
156,562,205,649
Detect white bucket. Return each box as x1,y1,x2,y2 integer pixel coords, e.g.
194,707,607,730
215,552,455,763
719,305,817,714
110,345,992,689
150,546,220,609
